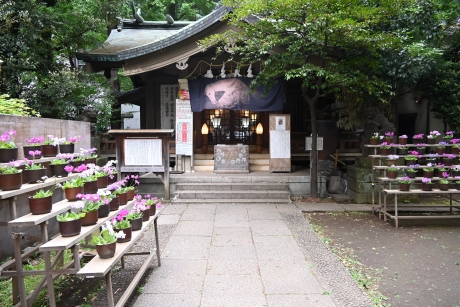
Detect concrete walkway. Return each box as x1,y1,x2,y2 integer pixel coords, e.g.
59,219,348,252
132,202,373,307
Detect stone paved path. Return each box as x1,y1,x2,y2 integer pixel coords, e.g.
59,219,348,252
132,203,373,307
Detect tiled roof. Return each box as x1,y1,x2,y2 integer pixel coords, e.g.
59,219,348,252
77,6,231,62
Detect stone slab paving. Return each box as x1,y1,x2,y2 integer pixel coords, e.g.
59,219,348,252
128,202,373,307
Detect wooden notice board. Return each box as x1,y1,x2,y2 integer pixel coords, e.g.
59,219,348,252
108,129,174,199
269,115,291,172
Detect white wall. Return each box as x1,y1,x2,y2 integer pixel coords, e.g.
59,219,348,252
122,104,140,129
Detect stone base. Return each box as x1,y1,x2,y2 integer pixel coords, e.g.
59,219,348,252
138,173,165,198
214,170,249,174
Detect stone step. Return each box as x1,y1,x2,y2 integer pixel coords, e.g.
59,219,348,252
175,183,288,191
171,198,290,203
174,190,290,200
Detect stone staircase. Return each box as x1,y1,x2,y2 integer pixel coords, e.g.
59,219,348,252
172,182,290,203
193,154,269,172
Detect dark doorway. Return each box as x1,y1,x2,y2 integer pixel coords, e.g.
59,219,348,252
398,114,417,143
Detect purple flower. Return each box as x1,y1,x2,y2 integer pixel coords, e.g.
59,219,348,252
442,172,450,178
422,178,431,183
64,165,74,173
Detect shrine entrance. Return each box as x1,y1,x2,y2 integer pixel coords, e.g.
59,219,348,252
202,109,263,146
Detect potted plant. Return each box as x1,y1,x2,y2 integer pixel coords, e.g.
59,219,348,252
75,193,103,226
450,138,460,155
59,135,81,154
28,182,61,214
421,177,433,191
427,130,441,144
455,176,460,190
406,164,419,178
79,166,99,194
23,150,47,183
0,130,18,162
423,163,435,178
42,135,62,157
96,190,114,217
398,134,408,145
62,177,85,201
386,154,399,166
404,151,419,166
369,132,380,145
439,172,451,191
442,153,456,166
49,154,72,177
105,160,118,184
416,143,427,154
91,221,125,259
126,200,146,231
398,176,411,191
144,194,162,216
397,144,409,155
452,165,460,177
69,154,85,168
387,164,399,179
0,163,22,190
23,136,44,159
124,174,139,200
384,131,394,143
108,181,129,205
443,131,454,139
80,147,98,164
94,165,109,189
111,209,132,243
379,142,393,155
56,201,86,237
436,141,447,155
413,133,424,144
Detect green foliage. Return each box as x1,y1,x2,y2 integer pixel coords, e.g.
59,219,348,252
0,94,36,116
92,229,117,245
32,189,53,198
0,165,20,174
62,177,85,189
56,211,85,222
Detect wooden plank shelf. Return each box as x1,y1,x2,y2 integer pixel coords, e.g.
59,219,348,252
0,174,78,199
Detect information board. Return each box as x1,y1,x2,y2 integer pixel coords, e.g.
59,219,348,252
160,84,179,129
124,139,162,166
305,136,324,151
175,99,193,156
270,131,291,158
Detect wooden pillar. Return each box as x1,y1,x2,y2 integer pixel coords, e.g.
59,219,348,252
109,68,122,129
145,75,155,129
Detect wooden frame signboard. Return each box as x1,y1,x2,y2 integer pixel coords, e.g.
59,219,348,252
108,129,174,199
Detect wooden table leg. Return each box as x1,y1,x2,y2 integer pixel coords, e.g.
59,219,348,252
154,218,161,267
395,194,398,228
106,271,115,307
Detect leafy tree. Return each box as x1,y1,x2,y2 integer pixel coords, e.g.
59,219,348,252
0,94,37,116
200,0,412,198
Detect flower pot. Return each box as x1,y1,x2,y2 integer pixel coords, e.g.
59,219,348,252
387,171,398,179
114,226,132,243
398,138,407,145
24,168,47,183
427,138,436,144
81,210,99,226
0,172,22,191
397,148,409,155
127,189,135,201
369,138,379,145
406,171,417,179
83,180,98,194
423,171,434,178
142,210,150,222
42,145,58,157
452,170,460,177
384,137,393,144
108,175,118,185
117,192,128,206
96,242,116,259
50,163,69,177
28,196,52,214
399,183,410,191
436,148,445,155
97,176,108,189
64,187,83,201
59,144,75,154
386,159,397,166
58,219,81,237
439,183,450,191
85,158,97,164
98,204,110,218
405,159,417,166
0,147,18,163
23,145,43,159
422,183,433,191
442,158,453,166
149,204,157,216
69,160,85,168
451,147,459,155
416,148,426,155
109,197,120,211
130,217,143,231
456,183,460,190
379,148,390,155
